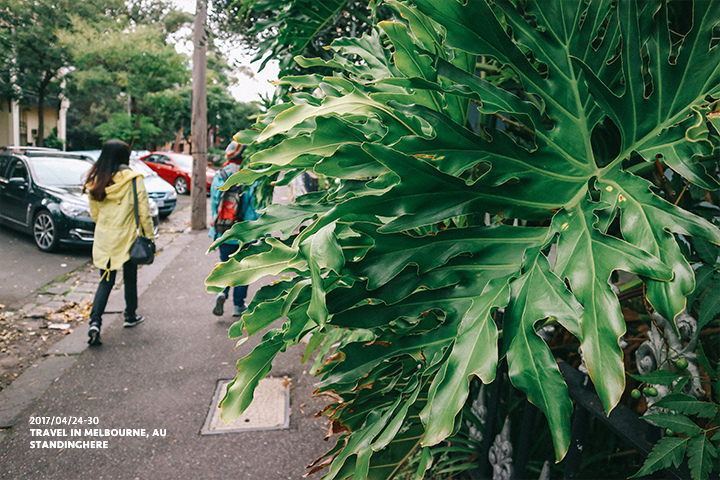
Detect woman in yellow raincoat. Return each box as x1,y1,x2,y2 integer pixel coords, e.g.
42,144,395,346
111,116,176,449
83,140,153,346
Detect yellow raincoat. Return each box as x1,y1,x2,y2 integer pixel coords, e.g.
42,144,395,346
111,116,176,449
88,168,153,271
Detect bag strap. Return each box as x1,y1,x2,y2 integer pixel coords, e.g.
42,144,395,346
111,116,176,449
132,177,145,236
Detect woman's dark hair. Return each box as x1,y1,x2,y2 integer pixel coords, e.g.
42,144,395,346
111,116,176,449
84,140,131,201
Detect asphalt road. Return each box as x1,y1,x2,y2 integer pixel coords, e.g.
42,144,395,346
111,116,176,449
0,227,91,310
0,195,191,311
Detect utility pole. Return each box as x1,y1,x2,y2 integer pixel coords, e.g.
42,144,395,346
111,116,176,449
190,0,208,230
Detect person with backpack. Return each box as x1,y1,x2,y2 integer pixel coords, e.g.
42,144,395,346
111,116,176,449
209,141,259,317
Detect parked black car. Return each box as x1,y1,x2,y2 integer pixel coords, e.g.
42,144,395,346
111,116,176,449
0,150,158,252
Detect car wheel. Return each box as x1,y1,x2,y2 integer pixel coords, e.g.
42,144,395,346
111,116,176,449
174,177,188,195
33,210,59,252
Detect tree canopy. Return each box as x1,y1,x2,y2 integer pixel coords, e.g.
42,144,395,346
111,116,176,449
61,19,190,149
1,0,258,151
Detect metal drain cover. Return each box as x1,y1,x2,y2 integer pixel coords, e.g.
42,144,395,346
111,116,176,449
202,377,290,435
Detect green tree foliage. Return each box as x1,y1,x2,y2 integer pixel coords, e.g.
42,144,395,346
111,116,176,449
0,1,17,100
0,0,192,149
62,5,256,151
61,20,189,149
209,0,720,478
146,51,260,150
0,0,74,145
0,0,137,145
95,113,162,147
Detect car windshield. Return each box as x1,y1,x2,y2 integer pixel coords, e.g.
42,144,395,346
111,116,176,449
30,157,91,186
171,155,193,170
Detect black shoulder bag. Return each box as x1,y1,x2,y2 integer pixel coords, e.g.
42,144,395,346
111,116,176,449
129,177,156,265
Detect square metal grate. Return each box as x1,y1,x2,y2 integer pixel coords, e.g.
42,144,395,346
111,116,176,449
201,377,290,435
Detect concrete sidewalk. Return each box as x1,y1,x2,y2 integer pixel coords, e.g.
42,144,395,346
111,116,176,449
0,220,330,479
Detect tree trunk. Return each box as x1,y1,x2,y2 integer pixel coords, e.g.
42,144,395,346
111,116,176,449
173,126,184,152
190,0,208,230
36,71,53,147
129,95,139,150
36,93,44,147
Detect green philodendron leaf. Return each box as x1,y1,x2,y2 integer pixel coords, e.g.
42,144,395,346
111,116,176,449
420,277,509,446
552,202,673,413
323,375,422,480
387,0,475,119
413,0,605,164
256,88,428,143
597,168,720,322
219,330,285,423
240,278,313,339
577,1,720,188
232,128,261,145
296,30,398,81
377,20,474,129
327,262,464,315
248,116,382,169
379,21,446,116
432,57,547,135
206,237,300,289
299,223,344,326
241,0,352,70
208,0,720,474
367,422,427,480
372,375,422,452
502,249,583,461
222,155,315,188
317,313,460,391
389,101,590,198
358,144,572,231
413,446,433,480
209,203,327,251
345,222,547,289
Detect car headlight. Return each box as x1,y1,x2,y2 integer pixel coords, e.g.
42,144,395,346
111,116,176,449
148,198,159,218
60,201,91,218
167,189,177,200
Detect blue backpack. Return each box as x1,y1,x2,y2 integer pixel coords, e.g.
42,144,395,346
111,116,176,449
214,169,258,234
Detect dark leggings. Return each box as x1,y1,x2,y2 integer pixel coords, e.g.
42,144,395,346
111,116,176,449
89,261,137,327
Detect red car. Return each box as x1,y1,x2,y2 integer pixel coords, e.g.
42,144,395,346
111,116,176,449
140,152,214,195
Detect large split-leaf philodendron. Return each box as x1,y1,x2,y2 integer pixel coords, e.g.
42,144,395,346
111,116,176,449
207,1,720,478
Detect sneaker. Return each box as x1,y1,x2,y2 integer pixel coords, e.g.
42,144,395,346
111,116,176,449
212,293,226,316
123,315,145,328
88,325,102,346
232,304,247,317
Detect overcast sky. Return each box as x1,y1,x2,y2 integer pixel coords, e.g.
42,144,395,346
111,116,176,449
170,0,279,103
